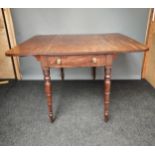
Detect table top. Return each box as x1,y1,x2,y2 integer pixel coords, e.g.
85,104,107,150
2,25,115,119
6,33,148,57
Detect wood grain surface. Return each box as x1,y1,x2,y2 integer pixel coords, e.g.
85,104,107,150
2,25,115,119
6,33,148,57
47,55,107,68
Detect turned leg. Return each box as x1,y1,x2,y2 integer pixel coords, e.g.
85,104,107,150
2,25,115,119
42,67,54,122
60,68,64,80
104,66,112,122
92,67,96,80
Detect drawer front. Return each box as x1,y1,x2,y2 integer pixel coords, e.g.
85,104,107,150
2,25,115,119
47,55,106,68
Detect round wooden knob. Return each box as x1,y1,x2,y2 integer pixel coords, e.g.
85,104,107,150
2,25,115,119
56,58,62,65
92,57,97,64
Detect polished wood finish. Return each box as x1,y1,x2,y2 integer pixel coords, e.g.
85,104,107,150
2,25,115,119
104,66,112,122
5,33,148,123
60,68,64,80
41,64,54,122
6,33,148,57
92,67,96,80
47,55,107,68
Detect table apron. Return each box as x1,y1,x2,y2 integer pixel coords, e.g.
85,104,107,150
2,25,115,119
36,54,116,68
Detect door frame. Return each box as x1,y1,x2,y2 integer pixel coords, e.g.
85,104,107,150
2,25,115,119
142,8,154,79
2,8,22,80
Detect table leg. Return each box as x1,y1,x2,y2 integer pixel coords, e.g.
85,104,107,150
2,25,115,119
92,67,96,80
104,66,112,122
42,67,54,122
60,68,64,80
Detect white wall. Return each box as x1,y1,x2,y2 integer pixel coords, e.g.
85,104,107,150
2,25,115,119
11,8,149,80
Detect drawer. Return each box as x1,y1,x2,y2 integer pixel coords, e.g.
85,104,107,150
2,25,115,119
47,55,106,68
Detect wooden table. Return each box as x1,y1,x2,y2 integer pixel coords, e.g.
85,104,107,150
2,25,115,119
6,33,148,123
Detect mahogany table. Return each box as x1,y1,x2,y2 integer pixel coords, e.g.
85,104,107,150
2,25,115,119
6,33,148,123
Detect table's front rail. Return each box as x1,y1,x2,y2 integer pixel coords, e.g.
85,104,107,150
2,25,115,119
36,54,115,68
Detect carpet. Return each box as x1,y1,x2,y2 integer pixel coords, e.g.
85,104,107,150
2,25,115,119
0,80,154,145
